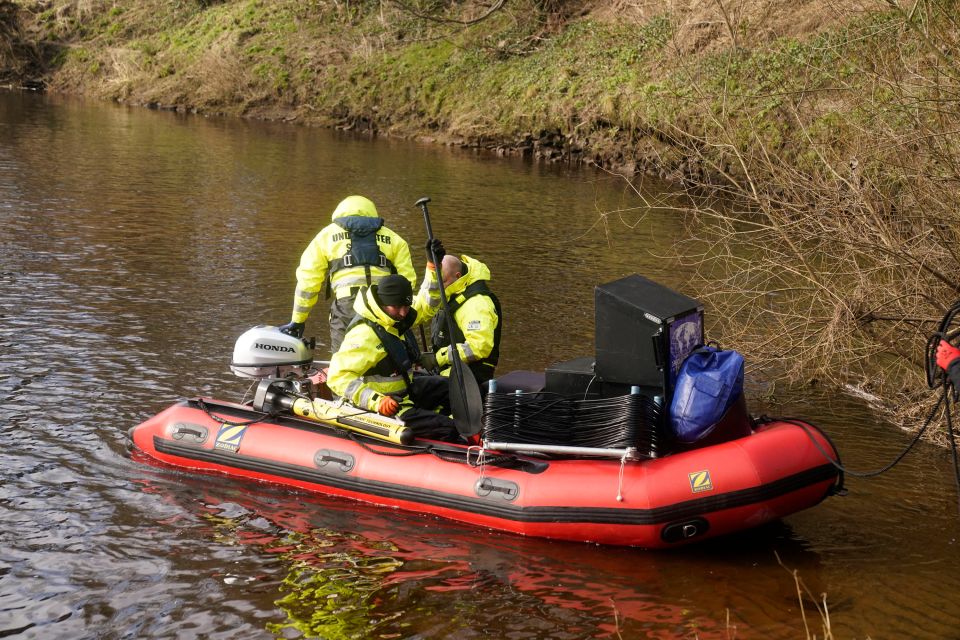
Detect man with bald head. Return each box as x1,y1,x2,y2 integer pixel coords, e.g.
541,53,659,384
419,253,502,394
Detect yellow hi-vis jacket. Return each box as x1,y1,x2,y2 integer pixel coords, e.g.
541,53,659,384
432,255,500,372
327,269,441,412
290,207,416,324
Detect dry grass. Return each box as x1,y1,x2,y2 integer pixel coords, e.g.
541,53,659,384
1,0,40,81
594,0,887,55
775,552,840,640
598,0,960,439
189,33,257,108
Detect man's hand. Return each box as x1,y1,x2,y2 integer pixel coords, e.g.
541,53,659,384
936,339,960,398
419,351,438,373
376,394,400,417
425,238,445,265
935,339,960,371
278,321,305,338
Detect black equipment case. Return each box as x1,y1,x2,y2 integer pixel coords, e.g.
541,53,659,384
593,274,703,404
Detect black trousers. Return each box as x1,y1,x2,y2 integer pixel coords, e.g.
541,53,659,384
400,374,458,441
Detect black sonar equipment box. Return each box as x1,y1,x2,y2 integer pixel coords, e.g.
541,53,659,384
594,274,703,402
544,356,635,400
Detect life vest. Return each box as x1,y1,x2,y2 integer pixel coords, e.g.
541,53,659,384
326,215,398,296
431,280,501,378
348,313,421,389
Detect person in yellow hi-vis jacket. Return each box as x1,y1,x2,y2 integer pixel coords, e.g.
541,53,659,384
327,265,460,442
419,254,502,396
279,195,417,352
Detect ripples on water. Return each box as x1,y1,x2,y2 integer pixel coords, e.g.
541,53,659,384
2,89,960,638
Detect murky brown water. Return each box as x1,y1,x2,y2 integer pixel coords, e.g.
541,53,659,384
2,89,959,639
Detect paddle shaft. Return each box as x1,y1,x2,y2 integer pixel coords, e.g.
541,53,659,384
416,198,461,373
415,197,482,435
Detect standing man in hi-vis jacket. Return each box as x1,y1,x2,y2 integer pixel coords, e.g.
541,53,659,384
279,195,417,352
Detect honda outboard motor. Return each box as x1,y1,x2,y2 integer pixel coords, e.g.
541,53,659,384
230,325,313,379
227,326,409,444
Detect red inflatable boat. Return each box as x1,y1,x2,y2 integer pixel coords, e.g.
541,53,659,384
128,389,841,549
130,273,843,549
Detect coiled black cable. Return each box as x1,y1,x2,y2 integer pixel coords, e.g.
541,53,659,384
482,391,662,456
925,300,960,390
926,300,960,512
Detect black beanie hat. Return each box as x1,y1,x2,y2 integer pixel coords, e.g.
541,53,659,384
375,274,413,306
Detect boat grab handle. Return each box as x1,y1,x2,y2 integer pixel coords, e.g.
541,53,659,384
475,477,520,501
314,449,355,473
171,423,208,444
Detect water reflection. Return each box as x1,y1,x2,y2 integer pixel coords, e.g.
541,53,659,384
141,473,807,639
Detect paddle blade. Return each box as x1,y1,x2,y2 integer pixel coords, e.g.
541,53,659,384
448,353,483,436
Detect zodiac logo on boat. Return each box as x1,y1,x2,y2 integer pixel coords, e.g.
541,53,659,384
215,424,248,453
688,470,713,493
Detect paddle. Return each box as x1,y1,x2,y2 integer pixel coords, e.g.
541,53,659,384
415,197,484,437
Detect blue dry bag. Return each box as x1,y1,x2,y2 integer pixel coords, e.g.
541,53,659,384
669,345,745,443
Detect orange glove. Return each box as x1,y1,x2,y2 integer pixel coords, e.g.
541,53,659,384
935,339,960,371
376,395,400,417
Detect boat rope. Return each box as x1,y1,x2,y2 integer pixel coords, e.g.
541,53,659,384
221,386,526,467
616,451,628,502
341,429,516,467
335,427,427,456
469,445,487,487
466,445,484,467
429,446,515,467
196,398,278,427
240,379,259,405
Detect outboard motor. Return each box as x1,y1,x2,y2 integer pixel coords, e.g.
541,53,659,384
201,325,407,445
230,325,314,380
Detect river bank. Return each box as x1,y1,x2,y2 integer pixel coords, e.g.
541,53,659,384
3,0,960,435
0,0,892,176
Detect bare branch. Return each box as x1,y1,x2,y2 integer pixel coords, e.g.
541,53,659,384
386,0,507,26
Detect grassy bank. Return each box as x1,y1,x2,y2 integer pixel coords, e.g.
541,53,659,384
4,0,960,435
3,0,891,169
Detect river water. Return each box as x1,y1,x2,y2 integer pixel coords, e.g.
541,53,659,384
1,89,959,639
